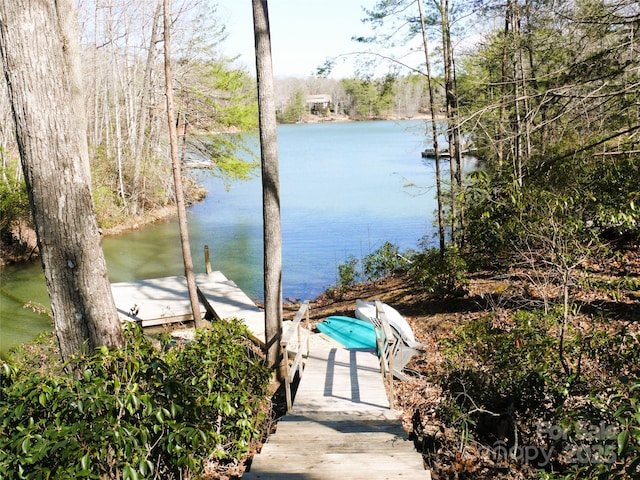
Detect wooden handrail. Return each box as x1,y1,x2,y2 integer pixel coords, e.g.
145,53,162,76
281,301,310,412
375,300,396,409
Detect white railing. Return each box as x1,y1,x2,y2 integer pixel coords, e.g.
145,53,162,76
281,301,311,412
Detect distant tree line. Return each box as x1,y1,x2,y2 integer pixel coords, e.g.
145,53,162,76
274,74,443,123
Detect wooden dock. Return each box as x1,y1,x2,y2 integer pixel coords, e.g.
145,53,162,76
243,338,429,479
110,271,265,345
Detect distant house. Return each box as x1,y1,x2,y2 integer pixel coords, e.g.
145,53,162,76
306,94,332,114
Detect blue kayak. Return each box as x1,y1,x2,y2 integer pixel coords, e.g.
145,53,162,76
316,316,377,349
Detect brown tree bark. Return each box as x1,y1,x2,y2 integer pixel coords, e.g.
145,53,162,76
417,0,446,254
252,0,284,376
0,0,123,361
162,0,204,328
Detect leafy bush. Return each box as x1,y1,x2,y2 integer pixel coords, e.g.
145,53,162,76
362,241,408,280
335,242,410,291
337,255,360,290
0,177,30,239
440,310,562,420
437,308,640,478
463,171,607,269
0,322,271,479
409,245,468,297
601,380,640,479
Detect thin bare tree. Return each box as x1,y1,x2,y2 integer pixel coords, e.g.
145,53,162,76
162,0,204,328
417,0,446,253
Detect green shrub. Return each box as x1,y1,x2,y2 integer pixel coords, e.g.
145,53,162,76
601,380,640,479
540,379,640,480
337,255,360,290
362,241,408,280
409,245,469,297
0,322,271,479
0,178,30,238
437,308,640,477
335,242,411,292
440,310,561,417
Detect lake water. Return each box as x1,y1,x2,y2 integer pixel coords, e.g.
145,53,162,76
0,119,443,358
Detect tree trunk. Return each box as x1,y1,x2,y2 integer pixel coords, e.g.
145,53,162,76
417,0,446,253
252,0,284,376
0,0,123,362
439,0,458,245
498,0,512,171
162,0,204,328
133,0,163,214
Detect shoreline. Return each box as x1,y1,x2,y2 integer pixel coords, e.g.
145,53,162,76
0,205,181,268
282,112,437,125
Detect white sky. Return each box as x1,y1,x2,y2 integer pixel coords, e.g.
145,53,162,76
216,1,486,79
217,0,383,78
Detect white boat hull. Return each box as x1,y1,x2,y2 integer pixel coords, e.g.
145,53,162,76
355,299,417,344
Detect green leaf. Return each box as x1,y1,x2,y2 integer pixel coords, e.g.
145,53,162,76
80,453,90,470
123,464,138,480
618,430,630,455
627,455,640,475
21,437,31,454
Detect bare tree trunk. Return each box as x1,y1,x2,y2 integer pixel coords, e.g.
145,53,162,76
438,0,459,245
513,46,523,186
133,0,163,214
498,0,512,171
104,2,128,208
252,0,284,376
162,0,203,328
417,0,446,253
0,0,123,362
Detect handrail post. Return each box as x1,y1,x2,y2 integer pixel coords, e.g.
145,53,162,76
375,300,395,410
283,341,293,411
204,245,212,274
281,300,311,413
305,304,310,358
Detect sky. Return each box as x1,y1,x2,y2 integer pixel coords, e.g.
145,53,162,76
217,0,386,78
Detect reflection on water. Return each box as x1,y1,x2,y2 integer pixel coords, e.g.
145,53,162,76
0,120,455,357
0,259,51,356
103,221,184,282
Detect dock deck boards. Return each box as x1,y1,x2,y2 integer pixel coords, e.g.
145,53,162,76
111,271,265,345
243,339,430,479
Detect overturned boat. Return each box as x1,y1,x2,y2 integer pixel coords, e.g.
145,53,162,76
355,299,423,348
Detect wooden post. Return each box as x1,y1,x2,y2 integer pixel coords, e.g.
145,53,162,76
204,245,212,274
375,300,395,410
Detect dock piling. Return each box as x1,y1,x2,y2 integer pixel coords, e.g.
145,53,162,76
204,245,212,274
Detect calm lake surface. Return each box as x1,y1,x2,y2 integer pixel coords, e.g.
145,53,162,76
0,119,443,357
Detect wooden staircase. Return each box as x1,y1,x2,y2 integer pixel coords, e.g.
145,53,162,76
243,341,429,479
